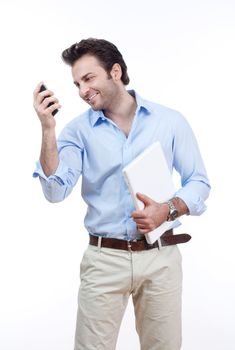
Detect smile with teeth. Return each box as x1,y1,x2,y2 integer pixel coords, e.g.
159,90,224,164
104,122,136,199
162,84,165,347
87,93,99,102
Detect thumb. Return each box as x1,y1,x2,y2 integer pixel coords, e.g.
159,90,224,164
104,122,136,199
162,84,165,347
136,192,152,206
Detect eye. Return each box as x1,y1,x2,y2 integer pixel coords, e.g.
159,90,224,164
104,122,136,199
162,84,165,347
85,76,94,82
74,82,80,89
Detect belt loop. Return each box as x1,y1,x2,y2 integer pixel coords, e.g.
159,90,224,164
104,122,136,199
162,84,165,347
98,236,102,252
157,237,162,250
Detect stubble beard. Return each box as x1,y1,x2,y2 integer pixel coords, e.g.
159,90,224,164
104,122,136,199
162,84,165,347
90,76,120,113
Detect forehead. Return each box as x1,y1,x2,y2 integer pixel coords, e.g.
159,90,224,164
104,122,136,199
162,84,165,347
72,54,105,80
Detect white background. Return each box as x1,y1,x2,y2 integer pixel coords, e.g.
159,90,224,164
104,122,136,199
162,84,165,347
0,0,234,349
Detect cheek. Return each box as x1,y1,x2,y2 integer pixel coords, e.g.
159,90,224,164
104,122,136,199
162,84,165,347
90,82,100,92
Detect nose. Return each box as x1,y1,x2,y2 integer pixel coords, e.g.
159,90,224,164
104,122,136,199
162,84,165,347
79,83,89,99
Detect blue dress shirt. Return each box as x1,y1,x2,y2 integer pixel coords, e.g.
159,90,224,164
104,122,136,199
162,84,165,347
33,90,210,240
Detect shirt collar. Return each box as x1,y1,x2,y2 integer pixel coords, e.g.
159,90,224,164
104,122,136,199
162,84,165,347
89,90,152,127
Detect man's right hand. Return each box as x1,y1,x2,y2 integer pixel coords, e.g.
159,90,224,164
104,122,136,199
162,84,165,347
33,82,61,130
33,82,61,177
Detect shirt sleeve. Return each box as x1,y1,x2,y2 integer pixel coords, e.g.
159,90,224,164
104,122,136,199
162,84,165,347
172,113,211,216
33,125,83,203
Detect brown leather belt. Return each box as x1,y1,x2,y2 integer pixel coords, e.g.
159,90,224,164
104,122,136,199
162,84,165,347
89,229,191,252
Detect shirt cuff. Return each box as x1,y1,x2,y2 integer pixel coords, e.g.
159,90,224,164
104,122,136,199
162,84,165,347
32,160,69,186
175,189,207,216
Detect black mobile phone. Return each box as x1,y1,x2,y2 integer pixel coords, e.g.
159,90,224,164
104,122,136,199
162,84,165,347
39,84,58,116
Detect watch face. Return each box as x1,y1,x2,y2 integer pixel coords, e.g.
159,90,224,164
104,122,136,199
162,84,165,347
171,209,178,220
167,200,178,221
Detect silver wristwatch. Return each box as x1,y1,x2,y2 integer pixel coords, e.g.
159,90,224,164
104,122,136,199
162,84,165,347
166,200,179,221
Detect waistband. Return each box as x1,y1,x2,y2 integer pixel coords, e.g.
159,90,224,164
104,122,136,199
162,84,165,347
89,229,191,252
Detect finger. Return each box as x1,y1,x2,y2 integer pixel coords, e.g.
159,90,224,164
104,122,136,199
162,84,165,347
138,228,151,234
132,213,145,220
33,81,44,96
38,89,54,105
133,218,148,225
137,223,148,229
136,192,153,205
33,81,44,104
132,210,147,218
137,220,154,229
41,95,59,108
46,103,61,114
34,93,55,114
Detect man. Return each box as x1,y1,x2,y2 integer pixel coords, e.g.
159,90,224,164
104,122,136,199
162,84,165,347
33,38,210,350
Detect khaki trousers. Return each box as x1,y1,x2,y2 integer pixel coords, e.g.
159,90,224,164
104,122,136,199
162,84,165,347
74,243,182,350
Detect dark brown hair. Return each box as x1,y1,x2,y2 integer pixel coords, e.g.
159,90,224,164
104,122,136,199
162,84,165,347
62,38,130,85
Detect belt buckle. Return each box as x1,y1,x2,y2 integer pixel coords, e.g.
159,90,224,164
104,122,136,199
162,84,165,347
127,239,137,252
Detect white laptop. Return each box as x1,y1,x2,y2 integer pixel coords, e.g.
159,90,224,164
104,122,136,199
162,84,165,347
122,141,176,244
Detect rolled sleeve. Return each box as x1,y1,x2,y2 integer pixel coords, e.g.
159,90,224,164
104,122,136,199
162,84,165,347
175,181,210,216
33,159,80,203
33,159,70,185
33,121,84,202
172,113,211,216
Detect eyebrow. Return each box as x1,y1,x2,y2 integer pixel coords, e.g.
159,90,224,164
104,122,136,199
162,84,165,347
73,72,94,88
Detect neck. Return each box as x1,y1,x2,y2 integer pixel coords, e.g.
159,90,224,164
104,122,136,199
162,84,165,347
104,89,137,122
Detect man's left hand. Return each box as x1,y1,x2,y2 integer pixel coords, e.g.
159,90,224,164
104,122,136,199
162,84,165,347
131,193,169,234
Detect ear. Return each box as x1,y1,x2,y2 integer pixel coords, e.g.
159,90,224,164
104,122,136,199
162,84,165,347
110,63,122,81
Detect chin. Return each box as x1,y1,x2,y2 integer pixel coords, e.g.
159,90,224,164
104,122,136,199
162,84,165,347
91,105,102,111
90,102,104,111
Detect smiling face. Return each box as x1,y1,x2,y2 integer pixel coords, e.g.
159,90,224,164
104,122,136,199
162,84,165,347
72,54,122,112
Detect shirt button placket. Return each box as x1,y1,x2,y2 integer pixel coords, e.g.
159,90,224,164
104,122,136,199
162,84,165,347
123,141,134,239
